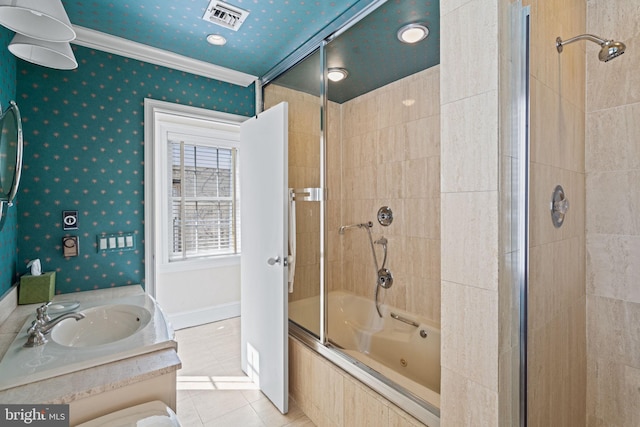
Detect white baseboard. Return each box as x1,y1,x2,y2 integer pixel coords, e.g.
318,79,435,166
167,301,240,330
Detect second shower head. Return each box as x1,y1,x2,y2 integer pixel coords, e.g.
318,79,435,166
556,33,626,62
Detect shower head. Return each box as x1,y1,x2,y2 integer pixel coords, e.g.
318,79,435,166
598,39,626,62
556,34,626,62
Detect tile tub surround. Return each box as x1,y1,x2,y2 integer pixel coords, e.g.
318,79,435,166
289,290,441,404
0,286,181,424
289,336,429,427
337,66,441,326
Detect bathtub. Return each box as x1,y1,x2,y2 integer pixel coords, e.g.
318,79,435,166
289,291,440,410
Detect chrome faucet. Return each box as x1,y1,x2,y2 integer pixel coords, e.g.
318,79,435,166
24,303,85,347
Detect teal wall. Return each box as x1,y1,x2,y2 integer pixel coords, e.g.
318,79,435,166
17,45,254,294
0,27,17,296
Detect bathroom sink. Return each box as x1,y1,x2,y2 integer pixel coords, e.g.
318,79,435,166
51,304,152,347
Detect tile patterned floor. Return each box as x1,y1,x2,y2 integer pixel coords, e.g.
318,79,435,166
175,317,315,426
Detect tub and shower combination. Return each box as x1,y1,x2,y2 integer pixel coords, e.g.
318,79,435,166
289,291,441,407
287,216,441,425
262,2,443,422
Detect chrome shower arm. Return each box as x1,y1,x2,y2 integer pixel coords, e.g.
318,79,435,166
557,33,606,51
338,221,373,234
556,33,626,62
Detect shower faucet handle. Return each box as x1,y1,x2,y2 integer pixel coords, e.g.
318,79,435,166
551,185,569,228
377,268,393,289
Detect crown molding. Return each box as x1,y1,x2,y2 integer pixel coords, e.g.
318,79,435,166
71,26,257,87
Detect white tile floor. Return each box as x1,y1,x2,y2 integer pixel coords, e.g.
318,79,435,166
175,317,315,426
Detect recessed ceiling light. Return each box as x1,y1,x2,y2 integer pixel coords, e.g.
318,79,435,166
206,34,227,46
397,23,429,44
327,68,348,82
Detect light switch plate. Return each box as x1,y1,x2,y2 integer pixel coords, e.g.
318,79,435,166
97,232,136,253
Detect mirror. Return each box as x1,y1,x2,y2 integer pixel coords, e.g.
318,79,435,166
0,101,23,231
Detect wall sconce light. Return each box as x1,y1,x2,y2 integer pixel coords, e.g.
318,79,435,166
0,0,76,42
327,67,349,82
8,34,78,70
0,0,77,70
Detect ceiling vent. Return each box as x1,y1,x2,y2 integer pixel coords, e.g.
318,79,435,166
202,0,250,31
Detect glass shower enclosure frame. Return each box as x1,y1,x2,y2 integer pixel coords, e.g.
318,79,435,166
259,1,530,425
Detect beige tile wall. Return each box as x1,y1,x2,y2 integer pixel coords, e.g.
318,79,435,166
586,0,640,425
289,337,430,427
440,0,501,425
525,0,587,425
266,67,441,328
335,66,441,325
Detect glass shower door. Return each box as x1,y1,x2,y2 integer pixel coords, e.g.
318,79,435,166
263,50,324,339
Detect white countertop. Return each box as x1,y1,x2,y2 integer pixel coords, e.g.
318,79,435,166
0,285,181,404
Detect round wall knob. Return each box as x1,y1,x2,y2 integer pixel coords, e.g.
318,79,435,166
550,185,569,228
267,256,281,265
377,206,393,226
377,268,393,289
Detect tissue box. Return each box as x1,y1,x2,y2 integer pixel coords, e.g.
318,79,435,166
19,272,56,305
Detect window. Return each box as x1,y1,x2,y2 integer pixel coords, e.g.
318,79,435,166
145,99,244,278
170,141,240,260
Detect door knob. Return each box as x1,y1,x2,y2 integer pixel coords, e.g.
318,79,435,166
267,256,281,266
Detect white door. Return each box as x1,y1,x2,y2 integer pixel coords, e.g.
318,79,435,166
240,102,288,414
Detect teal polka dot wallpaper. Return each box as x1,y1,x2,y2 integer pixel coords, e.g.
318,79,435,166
16,45,255,295
0,26,18,296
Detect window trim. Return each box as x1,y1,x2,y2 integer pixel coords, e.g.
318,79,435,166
144,99,248,296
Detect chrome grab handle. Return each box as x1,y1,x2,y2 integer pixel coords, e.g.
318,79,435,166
290,187,325,202
390,312,419,327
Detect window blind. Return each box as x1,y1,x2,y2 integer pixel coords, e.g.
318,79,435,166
170,141,240,260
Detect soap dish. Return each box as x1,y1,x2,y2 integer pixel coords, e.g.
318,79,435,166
48,301,80,314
